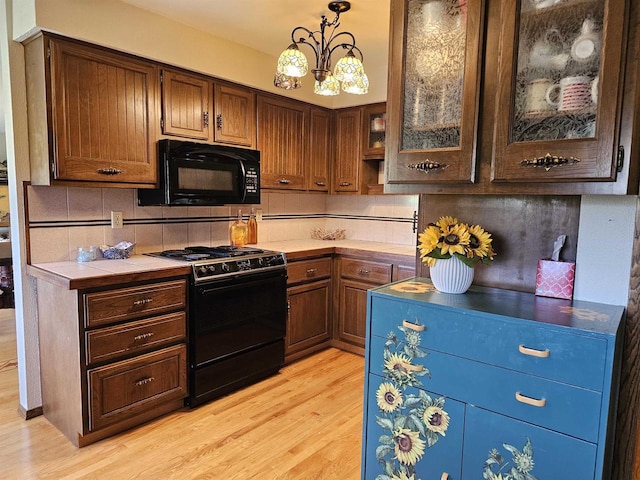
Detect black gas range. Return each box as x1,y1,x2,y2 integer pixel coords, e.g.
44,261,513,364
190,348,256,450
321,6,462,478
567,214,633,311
147,245,287,284
146,245,288,407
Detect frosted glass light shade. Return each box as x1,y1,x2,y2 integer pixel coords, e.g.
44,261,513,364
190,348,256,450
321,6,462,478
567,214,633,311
333,52,364,82
277,44,309,77
314,73,340,96
342,72,369,94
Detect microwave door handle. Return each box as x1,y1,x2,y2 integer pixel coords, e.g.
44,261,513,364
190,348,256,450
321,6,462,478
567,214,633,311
239,160,248,202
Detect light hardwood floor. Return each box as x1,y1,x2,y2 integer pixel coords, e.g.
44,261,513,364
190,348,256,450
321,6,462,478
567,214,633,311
0,311,365,479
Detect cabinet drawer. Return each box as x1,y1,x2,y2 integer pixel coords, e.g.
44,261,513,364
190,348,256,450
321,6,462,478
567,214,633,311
463,406,597,479
369,335,602,442
85,312,186,365
341,258,391,284
84,279,187,327
369,297,607,391
87,344,187,431
287,257,332,285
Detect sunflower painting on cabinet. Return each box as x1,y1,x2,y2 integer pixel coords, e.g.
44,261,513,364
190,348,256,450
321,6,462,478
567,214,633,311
373,319,450,479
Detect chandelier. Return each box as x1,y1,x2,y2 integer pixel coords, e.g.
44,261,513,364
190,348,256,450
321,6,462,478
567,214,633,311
274,1,369,96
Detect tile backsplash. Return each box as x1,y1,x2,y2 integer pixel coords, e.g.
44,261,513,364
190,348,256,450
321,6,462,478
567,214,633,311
27,185,419,263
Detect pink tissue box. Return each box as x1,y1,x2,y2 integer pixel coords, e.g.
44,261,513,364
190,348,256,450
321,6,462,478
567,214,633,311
535,259,576,300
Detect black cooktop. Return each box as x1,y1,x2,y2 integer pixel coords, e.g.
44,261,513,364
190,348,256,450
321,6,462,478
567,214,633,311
150,245,265,261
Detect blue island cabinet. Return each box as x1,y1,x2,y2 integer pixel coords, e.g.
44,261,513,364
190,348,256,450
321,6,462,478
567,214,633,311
361,278,625,480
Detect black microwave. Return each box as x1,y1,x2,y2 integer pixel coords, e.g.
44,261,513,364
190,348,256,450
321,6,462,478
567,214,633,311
138,140,260,206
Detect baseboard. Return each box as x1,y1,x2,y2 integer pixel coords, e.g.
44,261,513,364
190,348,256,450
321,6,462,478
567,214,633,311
18,404,43,420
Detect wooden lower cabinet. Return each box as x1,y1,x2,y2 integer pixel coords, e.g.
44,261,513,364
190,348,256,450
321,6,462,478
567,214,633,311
362,279,625,480
36,275,189,447
285,256,332,362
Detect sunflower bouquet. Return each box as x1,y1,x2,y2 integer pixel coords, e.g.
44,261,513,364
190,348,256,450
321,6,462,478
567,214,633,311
418,216,495,267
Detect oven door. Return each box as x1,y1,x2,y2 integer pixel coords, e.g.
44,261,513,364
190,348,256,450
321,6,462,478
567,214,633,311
188,269,287,405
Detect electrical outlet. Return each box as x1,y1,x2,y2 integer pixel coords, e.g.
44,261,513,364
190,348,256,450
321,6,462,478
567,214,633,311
110,211,124,229
256,209,263,222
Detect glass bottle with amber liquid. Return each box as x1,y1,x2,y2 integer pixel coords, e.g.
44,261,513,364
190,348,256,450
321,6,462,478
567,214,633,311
247,208,258,244
229,209,247,247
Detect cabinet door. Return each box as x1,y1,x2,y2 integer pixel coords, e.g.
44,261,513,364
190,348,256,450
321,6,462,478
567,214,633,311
48,39,158,185
363,374,464,480
213,84,256,148
161,69,211,140
386,0,485,184
462,406,597,479
362,103,387,159
308,108,331,191
337,278,370,347
492,0,626,182
334,108,362,192
257,95,308,190
286,279,331,358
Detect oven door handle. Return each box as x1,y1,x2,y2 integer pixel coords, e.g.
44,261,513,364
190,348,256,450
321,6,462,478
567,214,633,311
196,270,286,296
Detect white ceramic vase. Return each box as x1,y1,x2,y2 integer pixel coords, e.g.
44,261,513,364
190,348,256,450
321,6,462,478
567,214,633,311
429,254,474,294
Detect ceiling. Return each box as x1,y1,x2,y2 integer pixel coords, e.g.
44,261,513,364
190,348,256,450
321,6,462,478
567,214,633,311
119,0,390,76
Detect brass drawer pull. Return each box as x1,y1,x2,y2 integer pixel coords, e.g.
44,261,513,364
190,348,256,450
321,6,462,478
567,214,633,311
339,181,352,187
133,298,154,306
135,376,155,387
306,268,317,277
441,474,449,480
315,181,326,186
133,332,154,342
407,161,448,173
279,178,291,184
97,167,122,175
402,320,425,332
518,344,550,358
515,391,546,408
520,153,581,171
358,268,370,275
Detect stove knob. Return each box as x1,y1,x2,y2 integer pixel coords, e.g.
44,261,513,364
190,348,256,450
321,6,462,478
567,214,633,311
207,265,216,273
198,266,207,274
257,257,265,266
221,263,230,272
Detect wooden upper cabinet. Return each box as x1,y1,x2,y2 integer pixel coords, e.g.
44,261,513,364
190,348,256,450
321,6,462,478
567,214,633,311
257,94,309,190
492,0,626,183
334,107,362,193
26,35,159,186
362,103,387,160
385,0,485,185
161,69,211,141
308,108,332,192
213,84,256,149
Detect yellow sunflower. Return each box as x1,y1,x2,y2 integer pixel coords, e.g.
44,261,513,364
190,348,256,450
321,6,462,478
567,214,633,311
423,405,450,436
489,475,505,480
418,225,440,259
393,429,425,465
384,353,414,377
436,216,459,230
376,382,403,413
439,223,470,256
466,224,493,259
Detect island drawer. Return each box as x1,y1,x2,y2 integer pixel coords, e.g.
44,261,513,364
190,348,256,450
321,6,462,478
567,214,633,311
85,312,186,365
87,344,187,431
340,258,392,284
83,279,187,327
369,297,607,391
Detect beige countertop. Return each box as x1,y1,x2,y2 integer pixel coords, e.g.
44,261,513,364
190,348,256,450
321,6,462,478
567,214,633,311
27,240,416,289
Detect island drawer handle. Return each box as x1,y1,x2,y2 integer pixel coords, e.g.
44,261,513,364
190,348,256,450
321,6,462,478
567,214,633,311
404,364,424,372
515,392,546,408
402,320,425,332
135,376,155,387
315,181,326,186
133,332,154,342
133,298,154,306
306,268,317,277
339,181,352,187
518,344,550,358
441,474,449,480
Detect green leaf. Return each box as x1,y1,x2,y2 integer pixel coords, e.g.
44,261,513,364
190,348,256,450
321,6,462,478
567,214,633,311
376,417,394,431
426,430,439,447
409,413,426,436
375,445,393,461
378,434,393,445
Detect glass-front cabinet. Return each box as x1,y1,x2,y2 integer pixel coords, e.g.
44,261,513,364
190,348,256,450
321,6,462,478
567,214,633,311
386,0,485,184
492,0,626,182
